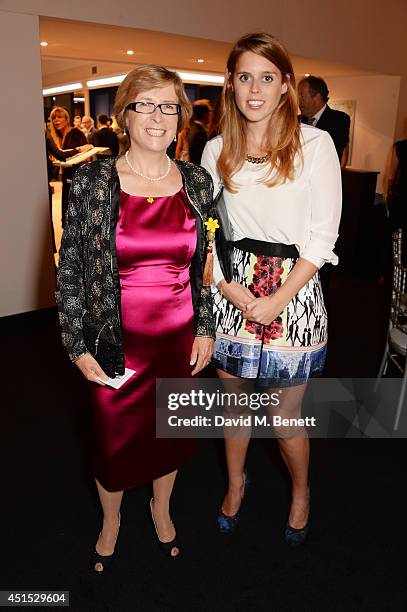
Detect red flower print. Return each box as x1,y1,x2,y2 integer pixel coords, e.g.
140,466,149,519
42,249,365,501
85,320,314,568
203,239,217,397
244,255,285,343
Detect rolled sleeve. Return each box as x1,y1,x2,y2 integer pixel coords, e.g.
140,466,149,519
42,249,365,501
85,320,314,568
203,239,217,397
300,131,342,269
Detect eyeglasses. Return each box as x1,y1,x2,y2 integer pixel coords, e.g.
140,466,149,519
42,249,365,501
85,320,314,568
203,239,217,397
126,101,181,115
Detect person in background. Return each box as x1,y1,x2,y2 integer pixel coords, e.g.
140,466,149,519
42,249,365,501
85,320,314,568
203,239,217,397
50,107,88,152
298,75,349,308
208,95,222,140
298,76,350,168
73,115,82,129
49,107,88,227
92,113,120,157
176,99,211,164
106,116,113,128
202,32,341,547
45,131,91,252
81,115,97,143
387,137,407,230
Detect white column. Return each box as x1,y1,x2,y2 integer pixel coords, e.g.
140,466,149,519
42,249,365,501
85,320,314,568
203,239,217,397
83,87,91,117
0,11,56,316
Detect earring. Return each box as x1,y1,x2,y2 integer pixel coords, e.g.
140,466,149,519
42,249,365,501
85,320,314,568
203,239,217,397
174,135,177,142
123,128,127,136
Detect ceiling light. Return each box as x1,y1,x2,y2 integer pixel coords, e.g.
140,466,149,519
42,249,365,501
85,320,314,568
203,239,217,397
304,73,310,77
197,59,204,63
84,70,224,90
127,50,134,56
87,75,126,87
177,71,224,85
42,82,83,95
40,41,48,47
74,97,85,103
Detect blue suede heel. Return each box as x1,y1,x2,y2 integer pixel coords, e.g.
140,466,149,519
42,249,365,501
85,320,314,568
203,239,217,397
284,490,310,546
217,471,250,535
284,520,309,546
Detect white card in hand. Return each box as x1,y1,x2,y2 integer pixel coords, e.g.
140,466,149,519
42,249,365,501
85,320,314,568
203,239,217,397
97,368,136,389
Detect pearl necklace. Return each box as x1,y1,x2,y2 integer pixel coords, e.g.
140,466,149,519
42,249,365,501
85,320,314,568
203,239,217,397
125,151,171,182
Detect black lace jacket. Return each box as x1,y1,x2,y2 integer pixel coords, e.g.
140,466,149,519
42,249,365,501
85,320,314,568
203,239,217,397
56,156,215,370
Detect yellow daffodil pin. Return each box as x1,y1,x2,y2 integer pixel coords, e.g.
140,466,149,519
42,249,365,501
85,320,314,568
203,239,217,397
204,217,220,235
146,197,155,204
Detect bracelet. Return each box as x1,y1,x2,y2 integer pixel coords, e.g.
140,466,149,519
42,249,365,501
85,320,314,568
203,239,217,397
71,351,88,363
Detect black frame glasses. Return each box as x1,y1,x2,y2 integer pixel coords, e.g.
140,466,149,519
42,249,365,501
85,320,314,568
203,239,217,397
125,101,181,115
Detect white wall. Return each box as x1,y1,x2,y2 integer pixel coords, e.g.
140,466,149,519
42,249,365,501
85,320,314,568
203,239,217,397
2,0,407,76
394,76,407,141
0,12,55,317
328,75,401,192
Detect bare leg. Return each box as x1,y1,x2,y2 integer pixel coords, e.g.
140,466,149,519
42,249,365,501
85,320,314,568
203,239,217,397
217,369,251,516
151,470,179,556
94,479,123,571
278,437,309,528
268,384,310,529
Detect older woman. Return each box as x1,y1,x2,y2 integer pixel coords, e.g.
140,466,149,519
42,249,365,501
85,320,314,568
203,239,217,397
56,65,214,571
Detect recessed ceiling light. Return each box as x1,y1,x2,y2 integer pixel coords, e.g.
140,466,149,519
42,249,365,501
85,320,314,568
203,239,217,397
178,71,224,85
87,75,126,87
197,59,204,63
40,41,48,47
127,50,134,55
304,73,310,77
42,82,83,95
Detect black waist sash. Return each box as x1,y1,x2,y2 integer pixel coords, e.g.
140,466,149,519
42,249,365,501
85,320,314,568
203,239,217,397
232,238,299,259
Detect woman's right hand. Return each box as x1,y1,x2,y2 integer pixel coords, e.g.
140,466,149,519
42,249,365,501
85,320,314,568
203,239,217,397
217,280,255,311
74,353,110,385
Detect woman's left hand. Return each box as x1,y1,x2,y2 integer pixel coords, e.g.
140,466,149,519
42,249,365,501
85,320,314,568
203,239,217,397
190,336,214,376
242,296,285,325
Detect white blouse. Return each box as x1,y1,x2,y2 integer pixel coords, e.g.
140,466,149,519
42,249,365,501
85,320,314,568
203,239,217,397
201,124,342,285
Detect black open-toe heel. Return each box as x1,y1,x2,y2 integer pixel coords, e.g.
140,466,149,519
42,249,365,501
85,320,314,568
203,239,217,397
150,498,180,558
92,513,121,573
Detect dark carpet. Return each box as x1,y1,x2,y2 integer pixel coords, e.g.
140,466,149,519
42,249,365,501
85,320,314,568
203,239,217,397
1,270,406,611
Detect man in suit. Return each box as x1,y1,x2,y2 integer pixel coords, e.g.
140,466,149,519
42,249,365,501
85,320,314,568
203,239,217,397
298,76,350,168
92,113,119,157
298,76,350,311
81,115,97,143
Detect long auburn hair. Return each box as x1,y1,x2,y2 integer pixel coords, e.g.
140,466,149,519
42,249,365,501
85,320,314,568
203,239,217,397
49,107,71,148
218,32,302,192
114,64,192,156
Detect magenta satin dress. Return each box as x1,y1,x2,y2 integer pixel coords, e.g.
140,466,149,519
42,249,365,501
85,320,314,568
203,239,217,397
90,188,196,491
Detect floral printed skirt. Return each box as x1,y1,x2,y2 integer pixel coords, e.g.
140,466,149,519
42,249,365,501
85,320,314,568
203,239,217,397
212,245,328,387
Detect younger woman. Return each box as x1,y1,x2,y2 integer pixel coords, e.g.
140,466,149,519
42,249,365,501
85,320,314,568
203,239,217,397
202,32,341,545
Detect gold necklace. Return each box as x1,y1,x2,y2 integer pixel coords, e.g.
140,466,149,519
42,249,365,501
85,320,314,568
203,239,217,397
246,153,270,164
